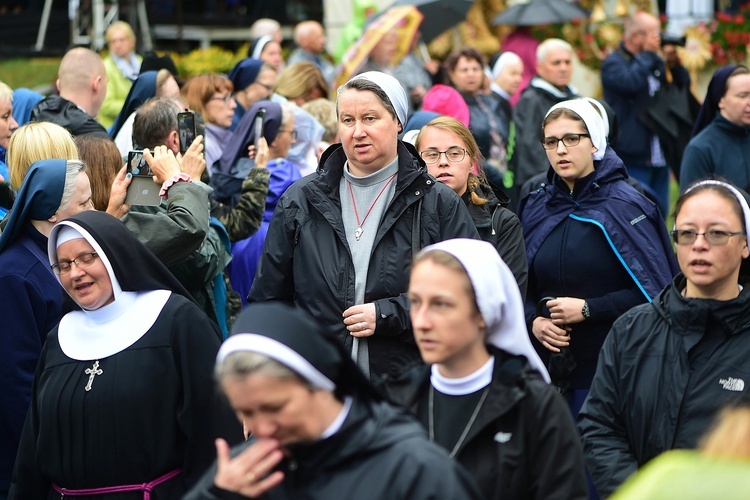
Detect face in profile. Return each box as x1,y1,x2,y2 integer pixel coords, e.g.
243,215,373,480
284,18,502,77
409,258,486,374
0,99,18,151
54,172,95,222
675,189,749,300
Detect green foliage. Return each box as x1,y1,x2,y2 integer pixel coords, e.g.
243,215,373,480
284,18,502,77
0,58,60,91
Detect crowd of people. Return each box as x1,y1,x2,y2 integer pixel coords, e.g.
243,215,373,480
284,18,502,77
1,7,750,500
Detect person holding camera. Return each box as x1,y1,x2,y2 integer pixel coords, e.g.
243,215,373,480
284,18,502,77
601,11,670,216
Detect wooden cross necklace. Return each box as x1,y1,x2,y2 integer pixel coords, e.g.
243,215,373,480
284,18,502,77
347,172,398,241
84,360,103,391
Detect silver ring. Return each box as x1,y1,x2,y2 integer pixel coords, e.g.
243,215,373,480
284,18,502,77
360,322,365,331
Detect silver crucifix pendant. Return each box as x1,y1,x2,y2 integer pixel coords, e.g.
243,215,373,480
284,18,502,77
355,226,363,241
84,360,103,391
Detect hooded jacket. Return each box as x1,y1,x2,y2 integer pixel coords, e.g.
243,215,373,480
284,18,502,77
519,148,678,388
578,275,750,497
520,147,678,302
249,141,479,379
186,397,482,500
30,95,109,139
464,182,528,298
381,347,588,500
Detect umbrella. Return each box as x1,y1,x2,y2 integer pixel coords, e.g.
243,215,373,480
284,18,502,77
492,0,589,26
387,0,474,43
336,5,423,88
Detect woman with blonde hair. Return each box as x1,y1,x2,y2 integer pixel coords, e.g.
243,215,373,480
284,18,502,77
416,116,527,297
100,20,142,129
0,80,18,184
182,74,236,172
273,62,329,106
6,122,79,190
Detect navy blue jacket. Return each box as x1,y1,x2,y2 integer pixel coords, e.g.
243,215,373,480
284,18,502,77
601,44,665,166
519,149,678,387
520,147,678,302
0,225,62,492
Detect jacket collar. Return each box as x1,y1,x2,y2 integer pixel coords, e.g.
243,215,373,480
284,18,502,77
713,113,750,137
529,76,577,99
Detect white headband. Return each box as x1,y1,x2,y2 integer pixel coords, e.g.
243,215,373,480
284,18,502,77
349,71,408,128
683,180,750,236
491,51,522,80
55,225,85,248
418,239,550,383
251,35,273,60
217,333,336,391
546,98,607,161
48,220,123,304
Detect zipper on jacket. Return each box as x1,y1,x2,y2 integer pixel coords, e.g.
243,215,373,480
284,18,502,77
568,213,652,301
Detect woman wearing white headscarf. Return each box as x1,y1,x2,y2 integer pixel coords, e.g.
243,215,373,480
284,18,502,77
250,71,478,382
381,238,587,500
518,99,678,413
9,210,242,499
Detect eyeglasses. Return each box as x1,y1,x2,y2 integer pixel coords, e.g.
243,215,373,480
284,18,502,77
52,252,99,275
541,133,590,150
255,81,274,92
671,229,746,246
420,147,467,164
278,129,297,140
209,93,235,105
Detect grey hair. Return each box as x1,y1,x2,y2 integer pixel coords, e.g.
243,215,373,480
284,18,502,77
536,38,573,63
57,160,87,212
215,351,312,389
0,81,12,103
336,78,398,123
280,102,294,129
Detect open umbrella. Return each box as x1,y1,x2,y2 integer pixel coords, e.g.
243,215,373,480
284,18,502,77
336,5,423,88
492,0,589,26
386,0,474,42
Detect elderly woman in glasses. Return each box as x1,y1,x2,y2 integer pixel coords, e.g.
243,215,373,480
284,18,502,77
579,179,750,497
518,98,678,413
10,210,242,499
415,116,528,298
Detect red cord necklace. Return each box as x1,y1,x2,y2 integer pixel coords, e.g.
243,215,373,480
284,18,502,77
347,172,398,241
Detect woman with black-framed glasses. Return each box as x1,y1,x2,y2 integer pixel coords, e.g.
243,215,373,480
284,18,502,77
579,179,750,497
518,99,678,417
415,116,528,299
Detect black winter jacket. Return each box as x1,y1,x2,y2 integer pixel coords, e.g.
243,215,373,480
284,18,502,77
185,398,483,500
250,141,479,379
381,347,588,500
579,275,750,497
464,183,528,299
30,95,109,139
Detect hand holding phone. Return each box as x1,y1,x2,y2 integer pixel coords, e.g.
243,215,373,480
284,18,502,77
178,111,197,156
253,108,266,150
125,150,162,206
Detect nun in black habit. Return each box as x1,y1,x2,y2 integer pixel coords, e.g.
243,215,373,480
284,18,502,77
9,210,243,500
185,302,482,500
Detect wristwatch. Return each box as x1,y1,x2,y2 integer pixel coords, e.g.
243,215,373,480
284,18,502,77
581,301,590,320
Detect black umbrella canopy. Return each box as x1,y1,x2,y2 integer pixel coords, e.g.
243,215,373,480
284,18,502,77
492,0,589,26
388,0,475,42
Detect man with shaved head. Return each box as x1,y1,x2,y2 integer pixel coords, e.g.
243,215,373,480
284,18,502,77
31,47,109,138
601,11,669,215
288,20,336,85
